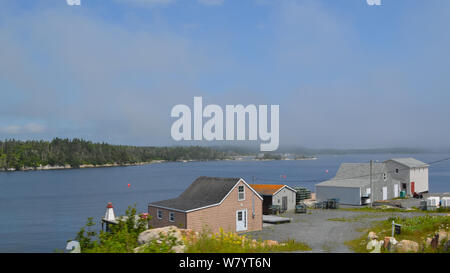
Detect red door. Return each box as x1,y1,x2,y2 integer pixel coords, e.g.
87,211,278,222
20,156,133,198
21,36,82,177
411,182,415,195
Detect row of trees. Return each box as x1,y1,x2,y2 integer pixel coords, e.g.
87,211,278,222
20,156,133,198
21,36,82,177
0,138,227,170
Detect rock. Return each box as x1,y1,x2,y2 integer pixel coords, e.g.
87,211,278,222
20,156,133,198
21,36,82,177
366,239,383,253
444,241,450,252
383,237,391,249
431,234,440,249
136,226,188,253
171,245,186,253
138,226,183,245
425,237,432,248
368,231,378,240
263,240,279,247
383,237,397,250
438,230,448,244
395,240,419,253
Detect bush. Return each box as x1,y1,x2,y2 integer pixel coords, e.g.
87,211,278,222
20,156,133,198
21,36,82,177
184,228,310,253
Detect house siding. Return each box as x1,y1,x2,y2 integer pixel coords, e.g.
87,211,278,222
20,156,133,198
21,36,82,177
272,188,297,211
186,181,263,233
316,186,361,205
385,160,429,195
148,207,187,229
410,167,429,193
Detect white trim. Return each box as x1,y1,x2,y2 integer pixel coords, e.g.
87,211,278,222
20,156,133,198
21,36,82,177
148,178,263,213
238,185,245,201
157,209,163,219
150,205,187,213
273,185,297,196
385,159,429,169
236,209,248,232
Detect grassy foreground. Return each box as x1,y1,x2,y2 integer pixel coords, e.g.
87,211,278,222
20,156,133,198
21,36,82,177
346,215,450,253
71,205,310,253
184,228,311,253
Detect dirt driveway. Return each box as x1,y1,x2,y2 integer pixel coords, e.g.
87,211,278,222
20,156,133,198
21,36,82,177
246,208,428,253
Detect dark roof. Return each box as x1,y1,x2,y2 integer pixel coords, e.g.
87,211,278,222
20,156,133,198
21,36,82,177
149,176,241,212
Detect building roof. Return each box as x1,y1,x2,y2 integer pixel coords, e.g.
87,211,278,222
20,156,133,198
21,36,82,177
316,157,426,188
386,158,429,168
316,163,387,188
249,184,285,196
149,176,261,212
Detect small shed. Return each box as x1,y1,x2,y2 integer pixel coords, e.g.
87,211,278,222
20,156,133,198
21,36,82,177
249,184,297,214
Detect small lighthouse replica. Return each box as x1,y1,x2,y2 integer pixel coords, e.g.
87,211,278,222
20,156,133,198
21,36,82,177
102,202,118,232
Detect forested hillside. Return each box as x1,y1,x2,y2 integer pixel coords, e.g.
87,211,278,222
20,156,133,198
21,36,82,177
0,138,227,170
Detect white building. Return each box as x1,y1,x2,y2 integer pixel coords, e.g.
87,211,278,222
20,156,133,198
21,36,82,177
315,157,429,206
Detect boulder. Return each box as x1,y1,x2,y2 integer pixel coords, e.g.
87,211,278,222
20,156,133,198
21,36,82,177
395,240,419,253
437,230,448,244
263,240,279,247
425,237,432,248
136,226,189,253
444,241,450,252
366,239,383,253
368,231,378,240
171,245,186,253
138,226,183,245
383,237,397,251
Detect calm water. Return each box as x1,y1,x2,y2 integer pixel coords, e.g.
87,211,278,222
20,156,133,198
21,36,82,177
0,153,449,253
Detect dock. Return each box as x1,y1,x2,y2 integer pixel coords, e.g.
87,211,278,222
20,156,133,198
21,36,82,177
263,215,292,224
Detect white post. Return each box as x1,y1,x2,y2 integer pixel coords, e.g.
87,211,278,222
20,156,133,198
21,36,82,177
370,160,373,208
391,220,395,238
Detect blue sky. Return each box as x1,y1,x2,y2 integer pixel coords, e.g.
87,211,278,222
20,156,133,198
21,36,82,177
1,0,450,149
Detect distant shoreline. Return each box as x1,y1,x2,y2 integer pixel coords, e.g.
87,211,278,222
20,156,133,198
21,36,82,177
0,160,167,172
0,156,321,172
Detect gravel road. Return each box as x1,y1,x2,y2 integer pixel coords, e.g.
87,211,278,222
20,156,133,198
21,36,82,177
246,208,431,253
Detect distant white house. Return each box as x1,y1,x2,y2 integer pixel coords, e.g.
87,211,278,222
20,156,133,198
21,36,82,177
315,158,429,206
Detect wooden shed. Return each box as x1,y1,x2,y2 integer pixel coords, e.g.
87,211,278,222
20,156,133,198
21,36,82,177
249,184,297,214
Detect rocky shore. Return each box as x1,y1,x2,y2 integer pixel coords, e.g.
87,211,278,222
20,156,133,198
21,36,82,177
1,160,166,172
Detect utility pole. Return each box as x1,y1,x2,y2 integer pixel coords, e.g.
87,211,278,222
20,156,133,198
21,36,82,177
370,160,373,208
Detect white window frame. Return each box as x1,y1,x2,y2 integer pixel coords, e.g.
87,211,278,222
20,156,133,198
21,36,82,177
238,185,245,201
169,212,175,222
157,209,162,220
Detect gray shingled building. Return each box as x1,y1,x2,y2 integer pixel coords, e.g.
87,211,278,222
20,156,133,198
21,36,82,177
315,158,429,205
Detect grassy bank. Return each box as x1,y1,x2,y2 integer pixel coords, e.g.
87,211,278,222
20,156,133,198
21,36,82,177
339,206,450,214
72,206,310,253
184,228,311,253
346,215,450,253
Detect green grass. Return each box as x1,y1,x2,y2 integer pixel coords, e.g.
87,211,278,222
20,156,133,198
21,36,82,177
328,214,378,222
184,229,311,253
345,215,450,253
339,206,450,214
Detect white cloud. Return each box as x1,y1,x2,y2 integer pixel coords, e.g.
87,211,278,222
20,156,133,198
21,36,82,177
197,0,224,6
0,123,46,135
114,0,175,8
24,123,46,134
